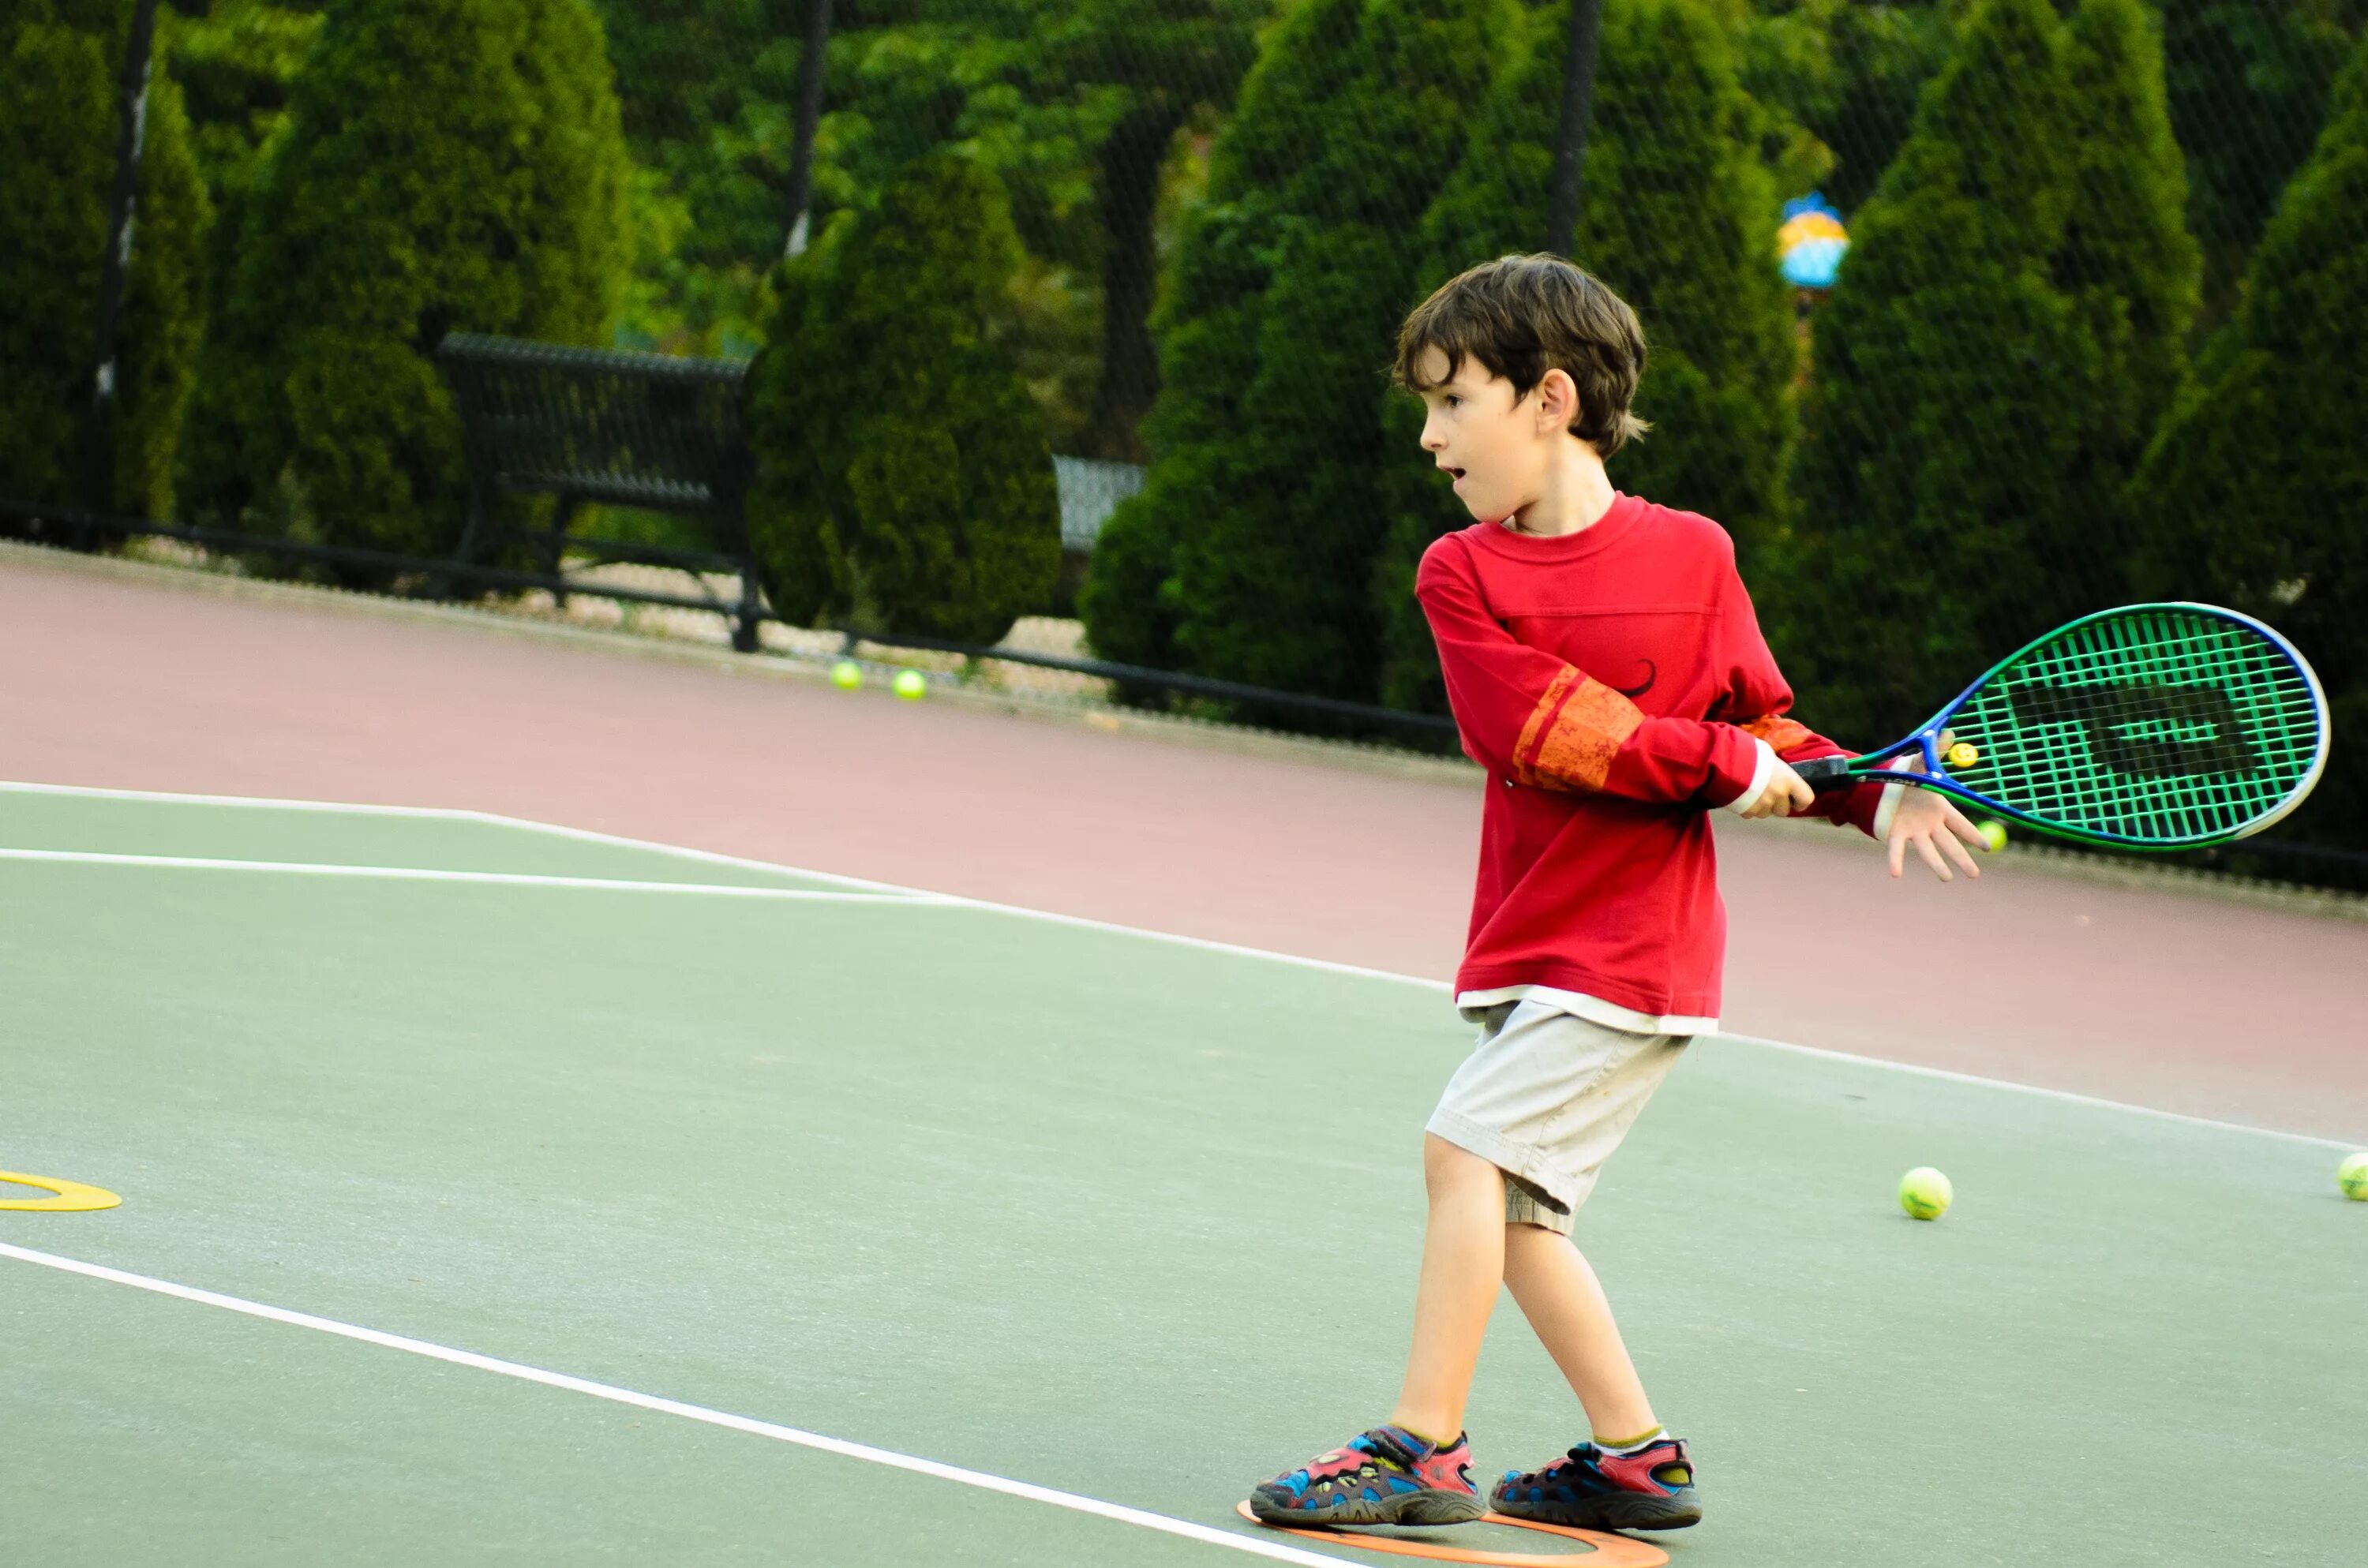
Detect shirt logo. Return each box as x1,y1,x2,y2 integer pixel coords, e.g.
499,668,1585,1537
1612,660,1657,699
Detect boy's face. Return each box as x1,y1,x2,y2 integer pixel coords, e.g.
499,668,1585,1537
1413,347,1553,524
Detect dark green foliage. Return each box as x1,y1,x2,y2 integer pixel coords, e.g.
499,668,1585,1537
2058,0,2201,563
1081,0,1506,700
2159,0,2362,324
2134,36,2368,848
163,2,324,196
744,152,1060,645
1374,0,1800,713
590,0,1261,413
1742,0,1955,215
178,0,628,563
0,0,210,522
1773,0,2204,748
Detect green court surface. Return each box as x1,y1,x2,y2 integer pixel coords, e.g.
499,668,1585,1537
3,784,2362,1566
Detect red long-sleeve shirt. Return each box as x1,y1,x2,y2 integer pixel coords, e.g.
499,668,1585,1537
1418,495,1890,1028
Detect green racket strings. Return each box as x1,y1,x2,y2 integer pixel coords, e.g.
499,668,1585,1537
1940,608,2320,845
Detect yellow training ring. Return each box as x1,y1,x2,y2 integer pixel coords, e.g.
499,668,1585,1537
0,1171,122,1212
1946,741,1980,768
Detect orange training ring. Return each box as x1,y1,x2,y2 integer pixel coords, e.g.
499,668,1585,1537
1234,1500,1669,1566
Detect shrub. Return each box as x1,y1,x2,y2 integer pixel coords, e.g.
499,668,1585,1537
177,0,628,563
1770,0,2188,747
0,0,208,522
1081,0,1507,702
744,152,1060,646
2134,35,2368,849
1375,0,1800,712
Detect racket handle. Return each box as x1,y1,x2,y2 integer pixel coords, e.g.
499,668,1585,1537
1791,755,1857,793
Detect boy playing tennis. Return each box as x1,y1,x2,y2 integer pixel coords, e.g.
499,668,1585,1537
1247,256,1985,1534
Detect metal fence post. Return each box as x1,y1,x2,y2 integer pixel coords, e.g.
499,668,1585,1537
83,0,164,530
1545,0,1606,260
781,0,834,258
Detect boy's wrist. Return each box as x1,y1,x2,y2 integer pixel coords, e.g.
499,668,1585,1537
1722,736,1779,815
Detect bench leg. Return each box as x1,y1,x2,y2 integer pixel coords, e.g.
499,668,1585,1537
548,498,580,610
732,558,762,653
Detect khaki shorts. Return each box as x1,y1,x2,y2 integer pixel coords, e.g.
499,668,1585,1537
1424,998,1690,1235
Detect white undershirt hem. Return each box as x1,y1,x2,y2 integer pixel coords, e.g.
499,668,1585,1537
1456,985,1715,1038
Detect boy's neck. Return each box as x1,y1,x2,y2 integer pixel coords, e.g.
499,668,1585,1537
1505,440,1616,538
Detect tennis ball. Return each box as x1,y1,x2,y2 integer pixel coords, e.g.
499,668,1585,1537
1898,1166,1953,1221
2339,1152,2368,1202
830,659,862,691
892,668,927,701
1978,820,2009,853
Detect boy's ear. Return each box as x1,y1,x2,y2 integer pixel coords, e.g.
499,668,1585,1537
1534,367,1580,434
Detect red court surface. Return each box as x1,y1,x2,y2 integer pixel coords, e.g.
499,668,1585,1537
5,549,2362,1142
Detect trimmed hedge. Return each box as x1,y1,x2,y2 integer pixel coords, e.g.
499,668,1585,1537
1770,0,2198,748
1374,0,1799,713
178,0,628,563
1081,0,1508,702
0,0,208,522
2134,35,2368,849
744,152,1060,646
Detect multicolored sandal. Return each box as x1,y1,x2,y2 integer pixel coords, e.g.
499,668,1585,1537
1248,1424,1483,1528
1489,1435,1701,1531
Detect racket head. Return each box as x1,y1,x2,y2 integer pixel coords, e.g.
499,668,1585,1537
1909,604,2329,849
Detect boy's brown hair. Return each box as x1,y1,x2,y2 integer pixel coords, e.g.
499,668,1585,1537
1392,254,1650,456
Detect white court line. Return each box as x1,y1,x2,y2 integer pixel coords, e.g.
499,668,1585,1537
4,778,2355,1150
0,846,943,904
0,1241,1349,1568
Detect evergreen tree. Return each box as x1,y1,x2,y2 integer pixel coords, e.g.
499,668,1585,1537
1772,0,2099,747
2158,0,2361,325
0,0,209,522
1373,0,1799,712
1081,0,1506,702
744,152,1061,646
2057,0,2201,567
2134,35,2368,848
177,0,628,563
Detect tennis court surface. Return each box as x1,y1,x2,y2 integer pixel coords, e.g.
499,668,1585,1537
5,780,2362,1566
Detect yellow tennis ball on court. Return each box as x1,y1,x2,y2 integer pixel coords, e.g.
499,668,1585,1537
2339,1152,2368,1202
1977,820,2009,853
892,668,927,701
1898,1166,1953,1221
830,659,862,691
1946,740,1980,769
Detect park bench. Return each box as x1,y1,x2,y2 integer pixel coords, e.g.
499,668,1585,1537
437,334,765,651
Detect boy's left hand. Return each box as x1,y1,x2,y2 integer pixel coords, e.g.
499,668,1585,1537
1888,786,1988,881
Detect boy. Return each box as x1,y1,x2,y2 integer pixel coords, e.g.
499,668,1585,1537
1246,256,1985,1534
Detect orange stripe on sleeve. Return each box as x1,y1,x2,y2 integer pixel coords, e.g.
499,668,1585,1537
1741,714,1815,754
1514,669,1645,791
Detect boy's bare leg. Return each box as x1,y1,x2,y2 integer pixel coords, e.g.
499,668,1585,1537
1501,1222,1658,1440
1387,1134,1509,1442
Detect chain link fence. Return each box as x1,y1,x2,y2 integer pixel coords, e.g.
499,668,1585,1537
3,0,2364,880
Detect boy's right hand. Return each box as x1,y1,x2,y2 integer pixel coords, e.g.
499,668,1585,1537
1737,758,1815,819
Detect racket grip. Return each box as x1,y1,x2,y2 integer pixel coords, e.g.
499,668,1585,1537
1791,755,1857,793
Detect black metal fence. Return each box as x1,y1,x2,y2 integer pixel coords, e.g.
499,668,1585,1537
5,0,2366,885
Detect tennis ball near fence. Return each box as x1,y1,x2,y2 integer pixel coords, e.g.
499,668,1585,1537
1977,820,2009,853
1898,1166,1953,1221
893,669,927,702
830,660,862,691
2340,1153,2368,1202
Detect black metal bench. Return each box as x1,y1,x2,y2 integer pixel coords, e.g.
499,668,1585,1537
437,333,765,651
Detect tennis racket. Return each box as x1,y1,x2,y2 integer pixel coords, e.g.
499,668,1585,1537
1792,603,2330,850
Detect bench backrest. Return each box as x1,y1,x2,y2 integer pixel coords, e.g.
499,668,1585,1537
438,334,753,518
